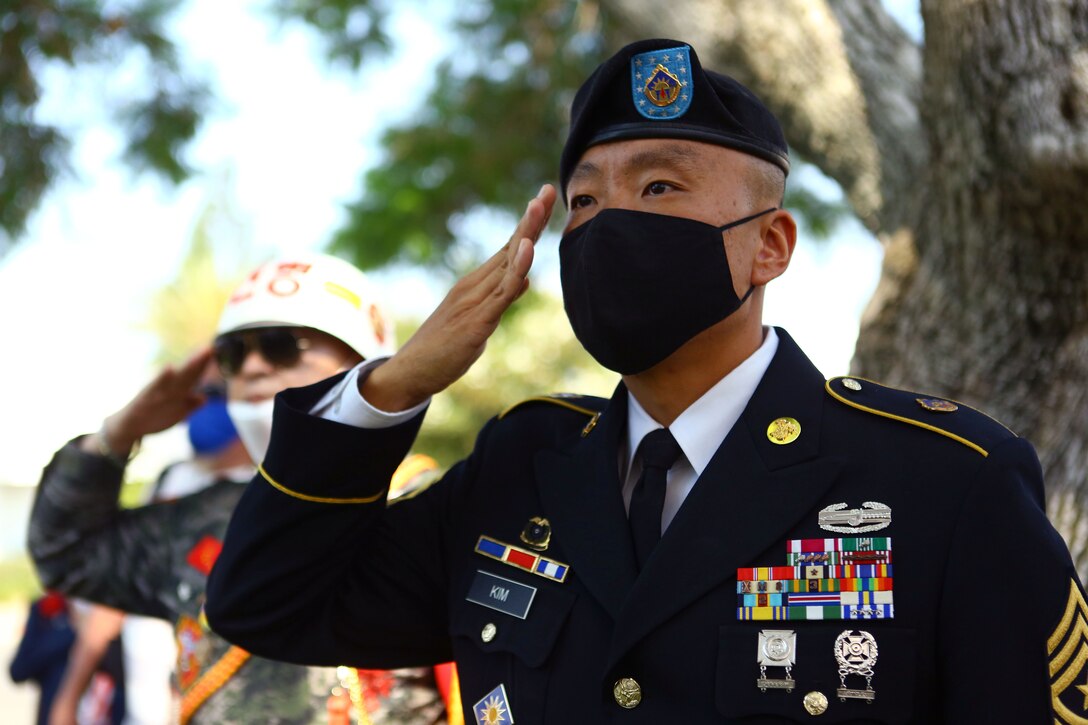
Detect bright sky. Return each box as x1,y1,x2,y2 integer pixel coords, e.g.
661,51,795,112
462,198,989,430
0,2,916,486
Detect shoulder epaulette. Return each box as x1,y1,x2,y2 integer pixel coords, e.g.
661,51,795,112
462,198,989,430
498,394,606,421
825,376,1017,457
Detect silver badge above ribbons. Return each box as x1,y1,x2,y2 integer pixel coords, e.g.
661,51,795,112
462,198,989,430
819,501,891,534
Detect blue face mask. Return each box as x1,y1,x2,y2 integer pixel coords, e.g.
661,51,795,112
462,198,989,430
559,206,774,375
187,396,239,456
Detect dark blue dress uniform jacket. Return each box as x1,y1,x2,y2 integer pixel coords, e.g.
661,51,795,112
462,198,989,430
205,329,1088,724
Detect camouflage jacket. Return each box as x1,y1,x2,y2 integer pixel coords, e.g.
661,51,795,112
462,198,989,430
29,440,448,725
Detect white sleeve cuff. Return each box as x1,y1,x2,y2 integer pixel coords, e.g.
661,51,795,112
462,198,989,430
309,358,430,429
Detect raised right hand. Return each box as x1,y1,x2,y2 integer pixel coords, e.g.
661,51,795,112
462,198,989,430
362,184,558,412
87,347,213,457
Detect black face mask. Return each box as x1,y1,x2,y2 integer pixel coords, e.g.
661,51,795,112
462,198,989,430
559,206,775,375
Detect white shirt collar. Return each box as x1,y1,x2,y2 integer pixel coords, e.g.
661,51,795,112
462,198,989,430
625,327,779,476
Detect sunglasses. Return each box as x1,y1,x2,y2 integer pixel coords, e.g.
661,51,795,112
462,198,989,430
213,328,311,378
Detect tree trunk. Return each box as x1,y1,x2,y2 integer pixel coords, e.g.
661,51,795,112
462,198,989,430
607,0,1088,574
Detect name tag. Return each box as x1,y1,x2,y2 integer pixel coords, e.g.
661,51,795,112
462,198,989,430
466,570,537,620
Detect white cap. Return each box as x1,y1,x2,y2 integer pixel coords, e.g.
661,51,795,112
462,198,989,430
216,253,395,360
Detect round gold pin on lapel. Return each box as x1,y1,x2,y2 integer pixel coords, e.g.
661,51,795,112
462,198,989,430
767,417,801,445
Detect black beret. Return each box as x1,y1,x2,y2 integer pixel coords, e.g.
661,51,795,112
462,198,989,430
559,38,790,198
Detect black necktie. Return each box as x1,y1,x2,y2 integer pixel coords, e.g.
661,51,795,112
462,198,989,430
628,428,683,570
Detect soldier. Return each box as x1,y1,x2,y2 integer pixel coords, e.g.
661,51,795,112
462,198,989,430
29,253,454,724
206,41,1088,723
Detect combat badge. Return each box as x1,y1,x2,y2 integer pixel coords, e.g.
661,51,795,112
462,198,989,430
819,502,892,534
834,630,878,703
630,46,693,120
474,683,514,725
757,630,797,692
1048,579,1088,724
519,516,551,551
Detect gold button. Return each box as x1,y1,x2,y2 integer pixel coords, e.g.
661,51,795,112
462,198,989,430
803,690,828,716
613,677,642,708
480,623,497,643
843,378,862,391
767,417,801,445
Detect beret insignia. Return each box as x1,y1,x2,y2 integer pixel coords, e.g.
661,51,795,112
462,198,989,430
631,46,691,119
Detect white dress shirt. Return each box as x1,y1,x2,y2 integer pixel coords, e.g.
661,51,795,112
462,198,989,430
313,327,780,536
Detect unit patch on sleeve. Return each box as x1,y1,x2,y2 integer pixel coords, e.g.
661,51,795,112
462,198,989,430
1048,579,1088,724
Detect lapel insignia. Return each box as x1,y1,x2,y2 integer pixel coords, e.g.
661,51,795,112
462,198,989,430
186,535,223,575
475,536,569,583
819,501,892,534
767,417,801,445
737,539,895,621
519,517,552,551
757,629,797,692
474,683,514,724
1048,580,1088,723
835,629,879,702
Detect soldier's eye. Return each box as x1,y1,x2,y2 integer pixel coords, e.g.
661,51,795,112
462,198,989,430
645,181,672,196
570,194,595,209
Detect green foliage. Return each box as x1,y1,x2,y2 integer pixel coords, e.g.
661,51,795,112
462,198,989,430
319,0,610,270
412,288,617,468
0,0,208,244
290,0,848,271
269,0,393,68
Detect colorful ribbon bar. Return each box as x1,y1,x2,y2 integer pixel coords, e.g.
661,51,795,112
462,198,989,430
843,604,894,619
737,578,894,594
737,603,896,621
738,591,896,609
787,537,892,553
475,535,570,583
787,551,893,566
736,566,796,581
796,564,893,580
737,579,790,594
738,593,786,608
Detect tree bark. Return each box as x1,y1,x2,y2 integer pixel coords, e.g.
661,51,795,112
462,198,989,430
607,0,1088,575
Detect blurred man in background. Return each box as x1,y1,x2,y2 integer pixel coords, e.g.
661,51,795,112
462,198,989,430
29,253,456,724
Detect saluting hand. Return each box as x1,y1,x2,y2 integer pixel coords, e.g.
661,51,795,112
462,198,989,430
362,184,557,412
86,347,214,457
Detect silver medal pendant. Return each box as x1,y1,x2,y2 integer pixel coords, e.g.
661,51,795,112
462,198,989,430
756,629,797,692
834,629,878,703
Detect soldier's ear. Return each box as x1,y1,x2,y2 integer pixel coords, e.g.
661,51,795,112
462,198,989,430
751,209,796,286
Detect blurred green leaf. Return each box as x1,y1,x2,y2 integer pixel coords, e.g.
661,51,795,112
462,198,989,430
0,0,208,246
